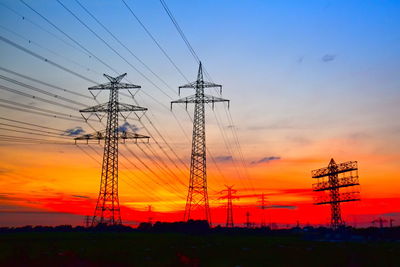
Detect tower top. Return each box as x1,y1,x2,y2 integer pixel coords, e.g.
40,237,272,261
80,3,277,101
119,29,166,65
104,73,126,84
197,61,203,82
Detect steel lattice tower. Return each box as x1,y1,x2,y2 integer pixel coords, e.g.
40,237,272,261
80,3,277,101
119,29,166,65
220,185,238,227
75,73,149,226
246,211,251,228
258,193,267,227
171,62,229,224
312,158,360,229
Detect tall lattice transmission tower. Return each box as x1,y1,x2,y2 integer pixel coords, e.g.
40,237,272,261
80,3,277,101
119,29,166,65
312,158,360,229
171,62,229,224
219,185,238,228
75,73,149,226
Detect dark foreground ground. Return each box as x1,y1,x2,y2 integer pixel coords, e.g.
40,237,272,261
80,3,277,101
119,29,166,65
0,227,399,266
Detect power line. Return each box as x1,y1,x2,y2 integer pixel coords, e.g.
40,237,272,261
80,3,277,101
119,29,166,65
0,98,86,121
57,0,172,99
0,66,94,100
0,84,84,113
121,0,189,83
0,116,67,132
0,127,69,140
210,104,252,191
0,74,88,107
225,109,255,191
0,24,101,77
0,1,91,57
136,143,186,188
123,144,186,197
119,151,185,208
159,0,199,63
74,0,176,95
88,144,182,207
158,0,213,82
0,122,63,136
80,144,182,209
19,0,118,75
0,35,98,84
0,134,72,145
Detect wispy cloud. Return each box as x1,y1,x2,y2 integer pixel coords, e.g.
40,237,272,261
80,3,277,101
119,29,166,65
71,195,90,199
117,122,139,132
321,54,336,62
0,168,12,174
251,156,281,164
63,127,85,136
382,212,400,217
297,56,304,64
257,205,298,210
214,155,233,162
225,125,237,130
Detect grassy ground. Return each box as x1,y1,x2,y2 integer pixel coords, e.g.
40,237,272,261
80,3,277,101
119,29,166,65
0,232,398,266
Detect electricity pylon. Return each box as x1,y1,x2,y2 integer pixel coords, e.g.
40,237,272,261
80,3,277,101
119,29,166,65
147,205,153,224
84,215,91,227
171,62,229,224
258,193,267,227
312,158,360,229
75,73,149,226
246,211,251,228
219,185,238,227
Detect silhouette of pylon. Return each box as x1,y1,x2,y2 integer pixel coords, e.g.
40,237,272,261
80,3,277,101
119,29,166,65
219,185,239,227
171,63,229,224
75,73,149,225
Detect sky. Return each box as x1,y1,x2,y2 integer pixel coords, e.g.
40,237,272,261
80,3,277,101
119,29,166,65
0,0,399,228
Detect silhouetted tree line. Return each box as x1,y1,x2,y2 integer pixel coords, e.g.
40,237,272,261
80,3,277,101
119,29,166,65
1,222,399,241
138,220,210,234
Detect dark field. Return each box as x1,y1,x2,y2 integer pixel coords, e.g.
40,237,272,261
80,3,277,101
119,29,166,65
0,231,399,267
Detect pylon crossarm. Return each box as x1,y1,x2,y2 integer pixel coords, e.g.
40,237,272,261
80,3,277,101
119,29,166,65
171,94,229,105
314,191,360,205
89,82,141,90
74,130,149,142
179,81,222,89
312,161,358,178
178,82,222,94
121,131,150,141
80,103,147,113
74,132,150,144
178,82,196,90
118,103,147,112
79,103,108,113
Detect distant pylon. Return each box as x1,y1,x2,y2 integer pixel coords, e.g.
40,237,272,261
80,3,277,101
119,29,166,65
219,185,238,227
75,74,149,226
171,62,229,224
246,211,251,228
312,158,360,229
258,193,267,227
372,217,387,228
84,215,91,227
148,205,153,224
